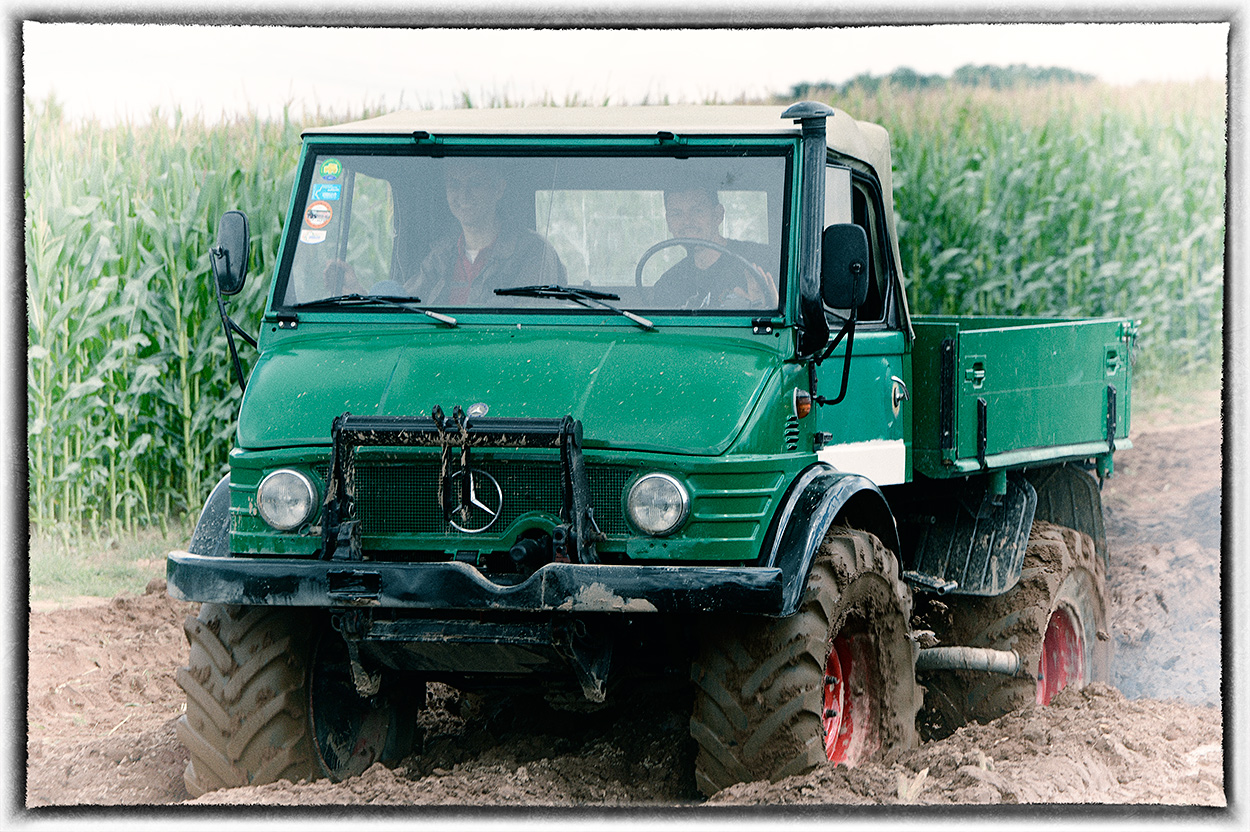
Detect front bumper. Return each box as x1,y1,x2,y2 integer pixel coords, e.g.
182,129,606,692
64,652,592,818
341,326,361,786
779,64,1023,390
166,551,784,615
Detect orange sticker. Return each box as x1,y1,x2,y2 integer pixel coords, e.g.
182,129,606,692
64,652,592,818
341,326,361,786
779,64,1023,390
305,200,333,229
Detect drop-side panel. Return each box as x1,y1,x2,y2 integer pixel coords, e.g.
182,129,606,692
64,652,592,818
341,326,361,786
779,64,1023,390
911,315,1134,478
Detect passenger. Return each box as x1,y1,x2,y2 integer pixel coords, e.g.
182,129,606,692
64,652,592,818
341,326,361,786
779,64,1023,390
413,158,566,304
652,188,778,309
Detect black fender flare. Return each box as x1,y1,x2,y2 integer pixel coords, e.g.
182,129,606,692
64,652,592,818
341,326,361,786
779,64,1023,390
761,464,900,617
187,474,231,558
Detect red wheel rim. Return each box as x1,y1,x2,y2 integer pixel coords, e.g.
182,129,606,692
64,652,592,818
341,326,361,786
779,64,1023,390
822,633,879,765
1036,603,1085,705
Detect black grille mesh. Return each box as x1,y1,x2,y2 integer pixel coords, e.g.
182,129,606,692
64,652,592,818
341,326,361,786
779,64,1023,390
318,461,631,537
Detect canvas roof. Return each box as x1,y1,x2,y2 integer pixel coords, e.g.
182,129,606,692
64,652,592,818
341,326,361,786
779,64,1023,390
303,105,889,174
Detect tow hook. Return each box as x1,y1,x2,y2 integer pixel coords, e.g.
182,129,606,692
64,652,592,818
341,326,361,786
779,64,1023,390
330,609,382,697
552,616,613,703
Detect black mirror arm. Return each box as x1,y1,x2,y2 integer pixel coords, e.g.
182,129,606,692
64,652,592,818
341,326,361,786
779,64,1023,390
211,263,251,394
227,316,258,350
809,307,857,407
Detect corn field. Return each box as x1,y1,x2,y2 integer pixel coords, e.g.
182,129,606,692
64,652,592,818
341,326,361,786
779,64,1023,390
821,81,1227,375
25,82,1226,533
25,102,307,534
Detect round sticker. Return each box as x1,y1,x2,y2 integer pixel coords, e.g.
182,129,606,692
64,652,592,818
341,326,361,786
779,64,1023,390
305,201,333,229
319,158,342,180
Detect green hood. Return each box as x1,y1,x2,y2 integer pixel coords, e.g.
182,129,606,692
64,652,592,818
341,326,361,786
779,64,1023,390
237,326,781,455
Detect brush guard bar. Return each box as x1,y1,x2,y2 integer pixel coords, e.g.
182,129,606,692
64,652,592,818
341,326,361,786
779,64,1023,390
321,409,604,564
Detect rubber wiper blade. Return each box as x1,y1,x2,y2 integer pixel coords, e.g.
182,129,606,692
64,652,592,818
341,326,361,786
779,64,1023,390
495,285,655,331
496,284,620,301
288,294,457,326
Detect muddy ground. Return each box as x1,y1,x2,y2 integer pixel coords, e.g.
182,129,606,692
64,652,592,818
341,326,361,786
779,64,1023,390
23,410,1225,812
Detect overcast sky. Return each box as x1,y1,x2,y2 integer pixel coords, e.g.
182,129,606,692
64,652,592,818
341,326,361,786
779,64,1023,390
22,21,1230,125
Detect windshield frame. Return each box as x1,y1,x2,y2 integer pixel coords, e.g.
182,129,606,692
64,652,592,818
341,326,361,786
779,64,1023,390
267,135,798,324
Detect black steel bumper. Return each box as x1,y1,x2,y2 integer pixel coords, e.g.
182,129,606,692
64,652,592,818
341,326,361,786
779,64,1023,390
166,551,784,615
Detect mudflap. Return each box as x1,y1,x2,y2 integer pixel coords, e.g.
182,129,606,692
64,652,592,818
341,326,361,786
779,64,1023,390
894,472,1037,597
1026,462,1109,570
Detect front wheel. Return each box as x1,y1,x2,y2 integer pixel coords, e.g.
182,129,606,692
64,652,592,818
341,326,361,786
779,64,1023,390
176,605,415,796
689,528,921,797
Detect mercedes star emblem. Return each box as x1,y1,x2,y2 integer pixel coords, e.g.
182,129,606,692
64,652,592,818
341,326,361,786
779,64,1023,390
467,402,489,418
448,468,503,533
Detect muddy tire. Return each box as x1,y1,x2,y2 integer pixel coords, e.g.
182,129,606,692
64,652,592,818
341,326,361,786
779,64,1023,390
689,528,920,797
176,605,320,796
921,520,1111,732
176,604,416,797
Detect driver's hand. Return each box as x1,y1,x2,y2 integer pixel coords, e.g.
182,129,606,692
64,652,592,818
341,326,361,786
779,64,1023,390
731,265,778,306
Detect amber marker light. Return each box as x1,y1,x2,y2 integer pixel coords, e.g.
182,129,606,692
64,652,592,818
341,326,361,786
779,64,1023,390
794,388,813,419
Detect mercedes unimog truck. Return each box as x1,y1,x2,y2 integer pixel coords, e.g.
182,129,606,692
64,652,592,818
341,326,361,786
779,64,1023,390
167,103,1134,797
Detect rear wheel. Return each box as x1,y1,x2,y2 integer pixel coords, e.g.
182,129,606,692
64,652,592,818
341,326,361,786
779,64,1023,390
177,604,416,796
689,528,920,796
919,521,1110,733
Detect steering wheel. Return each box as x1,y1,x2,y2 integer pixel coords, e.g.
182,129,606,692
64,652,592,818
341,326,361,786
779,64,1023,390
635,237,764,290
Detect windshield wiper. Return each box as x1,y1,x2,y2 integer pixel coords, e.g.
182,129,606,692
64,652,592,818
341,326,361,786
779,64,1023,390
288,294,457,326
495,285,655,331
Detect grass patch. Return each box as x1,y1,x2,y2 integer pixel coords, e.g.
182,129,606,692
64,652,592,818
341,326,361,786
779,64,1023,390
29,519,194,604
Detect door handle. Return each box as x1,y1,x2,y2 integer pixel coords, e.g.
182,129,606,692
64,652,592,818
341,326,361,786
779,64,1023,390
891,376,909,412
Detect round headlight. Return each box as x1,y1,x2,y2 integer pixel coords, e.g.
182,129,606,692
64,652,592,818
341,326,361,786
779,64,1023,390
626,473,690,536
257,469,317,531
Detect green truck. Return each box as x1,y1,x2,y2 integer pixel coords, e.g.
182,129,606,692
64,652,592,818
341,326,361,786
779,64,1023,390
167,103,1134,797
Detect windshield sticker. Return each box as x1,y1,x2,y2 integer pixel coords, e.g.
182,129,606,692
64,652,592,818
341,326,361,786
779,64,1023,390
311,183,341,201
319,158,342,180
300,229,327,244
304,201,333,229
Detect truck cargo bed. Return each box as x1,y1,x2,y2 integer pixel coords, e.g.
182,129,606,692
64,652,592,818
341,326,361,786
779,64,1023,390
911,315,1135,478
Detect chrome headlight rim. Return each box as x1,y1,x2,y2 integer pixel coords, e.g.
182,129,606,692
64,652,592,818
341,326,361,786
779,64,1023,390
626,472,690,537
257,468,318,532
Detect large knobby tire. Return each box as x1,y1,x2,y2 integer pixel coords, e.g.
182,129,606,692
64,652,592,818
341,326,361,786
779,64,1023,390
176,604,415,797
176,605,321,796
921,520,1111,732
689,528,921,797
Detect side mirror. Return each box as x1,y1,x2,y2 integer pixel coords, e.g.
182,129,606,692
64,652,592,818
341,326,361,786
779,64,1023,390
821,223,869,309
210,210,250,296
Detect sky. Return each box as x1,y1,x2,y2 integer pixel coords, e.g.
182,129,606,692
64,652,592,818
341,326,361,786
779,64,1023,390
22,21,1231,125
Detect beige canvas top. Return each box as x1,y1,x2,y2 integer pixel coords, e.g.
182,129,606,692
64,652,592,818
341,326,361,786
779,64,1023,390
303,105,889,174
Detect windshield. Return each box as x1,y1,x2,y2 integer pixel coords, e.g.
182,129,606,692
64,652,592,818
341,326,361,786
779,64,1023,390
278,149,789,314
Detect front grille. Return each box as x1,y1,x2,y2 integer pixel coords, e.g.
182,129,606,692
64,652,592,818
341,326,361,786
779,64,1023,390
318,460,631,538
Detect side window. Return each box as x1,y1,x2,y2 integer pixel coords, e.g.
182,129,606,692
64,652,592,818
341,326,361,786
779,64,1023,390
850,181,887,322
825,165,853,224
825,163,888,323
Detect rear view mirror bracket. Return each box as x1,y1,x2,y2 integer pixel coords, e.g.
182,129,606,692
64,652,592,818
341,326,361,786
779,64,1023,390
809,223,870,406
209,211,256,394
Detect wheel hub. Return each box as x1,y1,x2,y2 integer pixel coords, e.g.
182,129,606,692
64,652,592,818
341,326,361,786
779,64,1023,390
822,631,880,765
1036,603,1086,705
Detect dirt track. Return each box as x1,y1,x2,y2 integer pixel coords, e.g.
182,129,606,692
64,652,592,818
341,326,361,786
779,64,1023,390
25,414,1224,808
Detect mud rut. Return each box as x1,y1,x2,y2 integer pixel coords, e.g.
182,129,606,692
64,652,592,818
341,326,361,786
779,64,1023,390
24,417,1224,808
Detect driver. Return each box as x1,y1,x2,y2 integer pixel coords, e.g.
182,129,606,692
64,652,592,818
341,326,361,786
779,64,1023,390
651,188,778,309
413,158,566,305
